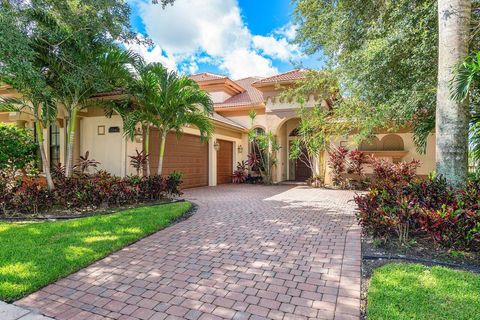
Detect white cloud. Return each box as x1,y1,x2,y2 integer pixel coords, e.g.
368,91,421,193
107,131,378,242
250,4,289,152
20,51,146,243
124,40,177,71
252,35,301,61
129,0,300,77
276,23,298,41
220,49,278,79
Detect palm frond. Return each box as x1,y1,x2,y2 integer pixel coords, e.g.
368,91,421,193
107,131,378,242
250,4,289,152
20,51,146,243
470,112,480,165
0,97,29,112
450,52,480,102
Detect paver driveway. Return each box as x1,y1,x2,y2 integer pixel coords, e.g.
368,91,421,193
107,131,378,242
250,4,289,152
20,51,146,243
16,185,361,320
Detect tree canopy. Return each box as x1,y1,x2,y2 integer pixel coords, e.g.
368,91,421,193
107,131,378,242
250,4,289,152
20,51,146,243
293,0,480,151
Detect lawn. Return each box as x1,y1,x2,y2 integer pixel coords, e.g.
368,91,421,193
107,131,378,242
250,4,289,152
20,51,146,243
367,263,480,320
0,201,191,302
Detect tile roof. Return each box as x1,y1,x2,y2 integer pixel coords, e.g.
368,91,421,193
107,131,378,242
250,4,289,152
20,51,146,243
189,72,227,82
252,69,306,85
211,112,246,129
214,77,264,109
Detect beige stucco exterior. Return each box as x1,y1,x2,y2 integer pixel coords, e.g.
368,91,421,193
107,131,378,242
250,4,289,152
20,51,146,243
0,70,437,186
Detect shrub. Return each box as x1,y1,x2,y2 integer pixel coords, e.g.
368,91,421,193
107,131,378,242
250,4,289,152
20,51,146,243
370,158,421,186
166,171,183,196
327,146,349,186
346,150,367,175
73,151,100,175
129,149,149,176
0,171,183,217
0,123,38,172
355,167,480,251
232,161,247,184
11,178,53,215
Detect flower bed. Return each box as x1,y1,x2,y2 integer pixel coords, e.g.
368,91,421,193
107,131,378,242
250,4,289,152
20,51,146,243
0,168,183,217
355,159,480,252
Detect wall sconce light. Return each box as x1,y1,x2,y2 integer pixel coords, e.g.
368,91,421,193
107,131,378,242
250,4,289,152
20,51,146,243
134,127,143,143
237,145,243,154
214,140,220,151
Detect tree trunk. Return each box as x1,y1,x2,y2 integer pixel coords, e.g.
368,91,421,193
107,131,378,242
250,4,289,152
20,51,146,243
36,121,55,190
157,129,167,176
436,0,471,187
65,108,78,177
144,125,151,176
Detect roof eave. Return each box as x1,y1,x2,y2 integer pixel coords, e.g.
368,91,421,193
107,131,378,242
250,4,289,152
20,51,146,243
214,103,265,112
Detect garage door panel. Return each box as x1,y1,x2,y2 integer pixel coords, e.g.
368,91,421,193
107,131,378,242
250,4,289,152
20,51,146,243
149,130,209,189
217,140,233,185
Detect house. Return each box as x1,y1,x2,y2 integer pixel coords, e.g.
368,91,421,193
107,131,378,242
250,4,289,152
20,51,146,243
0,70,436,187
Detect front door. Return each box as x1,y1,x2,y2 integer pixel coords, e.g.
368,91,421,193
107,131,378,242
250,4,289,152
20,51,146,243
295,151,311,182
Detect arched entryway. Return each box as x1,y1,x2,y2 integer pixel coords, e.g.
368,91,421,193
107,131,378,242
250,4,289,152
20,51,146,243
289,127,312,182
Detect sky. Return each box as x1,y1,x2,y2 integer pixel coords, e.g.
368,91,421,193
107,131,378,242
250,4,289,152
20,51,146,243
127,0,324,79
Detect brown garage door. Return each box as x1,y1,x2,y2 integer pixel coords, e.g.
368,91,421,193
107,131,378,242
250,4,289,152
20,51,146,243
217,140,233,184
149,130,209,189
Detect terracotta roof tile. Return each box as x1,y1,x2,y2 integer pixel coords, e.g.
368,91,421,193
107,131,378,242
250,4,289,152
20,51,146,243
215,77,264,109
189,72,227,82
252,69,306,85
211,112,246,129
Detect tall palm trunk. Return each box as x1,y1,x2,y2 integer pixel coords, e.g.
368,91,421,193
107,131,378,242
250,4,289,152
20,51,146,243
157,129,167,175
436,0,471,187
65,108,78,177
35,120,55,190
144,124,151,176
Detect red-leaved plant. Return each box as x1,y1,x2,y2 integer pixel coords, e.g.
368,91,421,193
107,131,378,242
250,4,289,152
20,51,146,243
327,146,349,187
347,150,367,175
233,161,248,184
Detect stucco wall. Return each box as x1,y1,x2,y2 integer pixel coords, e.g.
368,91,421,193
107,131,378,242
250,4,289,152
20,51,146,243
324,132,436,185
209,91,233,104
80,115,127,176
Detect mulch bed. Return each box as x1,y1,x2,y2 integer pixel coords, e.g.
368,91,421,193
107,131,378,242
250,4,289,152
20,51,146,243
0,198,185,221
360,235,480,319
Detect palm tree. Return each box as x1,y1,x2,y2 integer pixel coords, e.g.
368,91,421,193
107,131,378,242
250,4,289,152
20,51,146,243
436,0,471,187
0,96,57,190
121,62,213,176
451,51,480,170
44,46,136,177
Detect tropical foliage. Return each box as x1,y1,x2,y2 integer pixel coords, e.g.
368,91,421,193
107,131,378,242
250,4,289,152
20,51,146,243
119,61,214,175
0,0,138,178
355,160,480,250
451,51,480,171
0,123,37,173
293,0,480,186
248,111,280,184
293,0,440,150
279,70,345,185
0,167,183,217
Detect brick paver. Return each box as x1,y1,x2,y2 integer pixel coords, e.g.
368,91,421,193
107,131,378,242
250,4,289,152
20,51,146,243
16,185,361,320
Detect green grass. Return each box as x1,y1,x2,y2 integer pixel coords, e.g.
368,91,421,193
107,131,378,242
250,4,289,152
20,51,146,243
0,202,191,302
368,263,480,320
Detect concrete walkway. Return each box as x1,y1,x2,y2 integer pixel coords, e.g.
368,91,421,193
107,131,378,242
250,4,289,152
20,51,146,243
0,301,52,319
11,185,361,320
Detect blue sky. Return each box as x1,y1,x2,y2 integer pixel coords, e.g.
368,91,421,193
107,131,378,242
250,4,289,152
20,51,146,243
127,0,324,79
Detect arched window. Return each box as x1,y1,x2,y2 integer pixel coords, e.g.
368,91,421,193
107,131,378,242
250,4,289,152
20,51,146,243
381,134,404,151
359,137,381,151
289,128,300,137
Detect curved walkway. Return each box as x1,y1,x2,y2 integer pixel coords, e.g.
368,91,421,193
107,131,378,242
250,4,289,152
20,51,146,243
16,185,361,320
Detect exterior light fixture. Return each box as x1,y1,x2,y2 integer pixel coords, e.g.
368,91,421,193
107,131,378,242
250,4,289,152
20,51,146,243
237,145,243,154
214,140,220,151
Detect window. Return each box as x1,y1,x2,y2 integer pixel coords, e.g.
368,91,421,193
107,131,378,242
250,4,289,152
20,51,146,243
49,124,60,168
